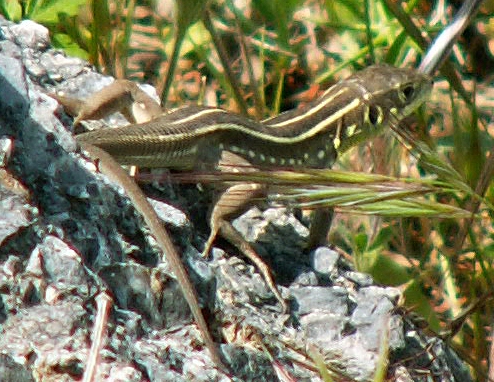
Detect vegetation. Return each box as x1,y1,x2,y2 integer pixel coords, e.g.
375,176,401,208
2,0,494,380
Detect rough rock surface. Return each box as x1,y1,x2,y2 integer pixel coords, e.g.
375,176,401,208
0,18,472,381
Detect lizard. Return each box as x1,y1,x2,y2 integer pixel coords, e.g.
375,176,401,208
52,64,432,368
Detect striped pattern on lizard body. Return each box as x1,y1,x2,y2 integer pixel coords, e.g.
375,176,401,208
76,65,432,171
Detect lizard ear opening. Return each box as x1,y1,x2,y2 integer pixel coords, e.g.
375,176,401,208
401,84,415,103
368,105,382,126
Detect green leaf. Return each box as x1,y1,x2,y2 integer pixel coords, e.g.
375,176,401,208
91,0,111,37
354,232,368,253
325,0,364,25
252,0,302,48
0,0,22,21
28,0,87,24
384,30,407,64
51,32,88,59
404,279,441,332
370,254,411,286
175,0,208,35
368,226,392,251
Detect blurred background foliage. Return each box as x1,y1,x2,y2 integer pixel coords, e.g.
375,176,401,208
2,0,494,379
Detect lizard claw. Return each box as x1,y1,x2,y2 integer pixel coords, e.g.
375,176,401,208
201,227,219,258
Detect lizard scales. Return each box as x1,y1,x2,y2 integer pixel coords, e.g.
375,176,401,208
76,65,432,170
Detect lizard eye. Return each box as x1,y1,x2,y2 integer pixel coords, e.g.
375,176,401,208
401,84,415,103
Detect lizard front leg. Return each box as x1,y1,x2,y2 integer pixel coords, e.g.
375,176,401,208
202,150,288,311
203,181,288,312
